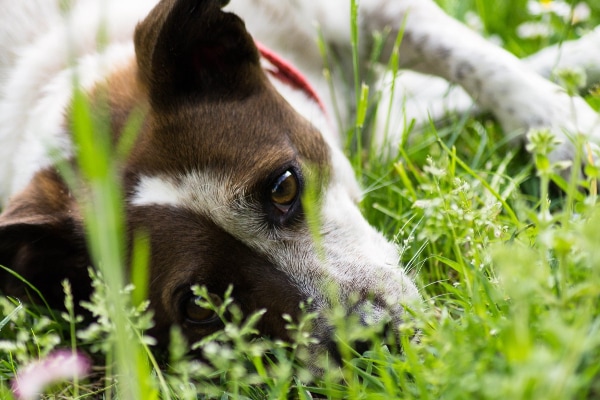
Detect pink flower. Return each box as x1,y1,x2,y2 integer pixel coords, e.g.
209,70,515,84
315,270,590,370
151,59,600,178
11,350,91,400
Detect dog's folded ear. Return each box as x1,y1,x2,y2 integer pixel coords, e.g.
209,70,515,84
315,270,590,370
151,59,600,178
0,173,91,308
134,0,264,108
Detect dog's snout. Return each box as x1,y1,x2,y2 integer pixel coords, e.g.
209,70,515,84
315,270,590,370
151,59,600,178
317,311,398,366
307,294,407,366
355,299,401,345
354,298,393,326
322,336,373,365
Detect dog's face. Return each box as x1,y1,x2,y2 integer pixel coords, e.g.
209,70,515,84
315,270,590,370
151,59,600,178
0,0,418,362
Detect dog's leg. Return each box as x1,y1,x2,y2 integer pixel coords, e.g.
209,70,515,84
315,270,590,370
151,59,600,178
525,27,600,87
375,28,600,148
360,1,600,160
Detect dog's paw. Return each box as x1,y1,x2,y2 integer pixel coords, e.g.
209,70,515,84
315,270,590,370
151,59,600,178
550,97,599,160
525,94,600,183
551,138,600,185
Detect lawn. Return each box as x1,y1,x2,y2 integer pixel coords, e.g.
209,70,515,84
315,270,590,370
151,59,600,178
1,0,600,398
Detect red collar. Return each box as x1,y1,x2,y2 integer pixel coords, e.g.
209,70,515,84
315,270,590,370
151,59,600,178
256,41,327,114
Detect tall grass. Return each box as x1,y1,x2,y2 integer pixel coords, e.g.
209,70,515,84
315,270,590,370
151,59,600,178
1,0,600,398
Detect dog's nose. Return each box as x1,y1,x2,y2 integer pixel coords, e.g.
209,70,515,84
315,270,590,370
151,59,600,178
321,318,397,365
353,298,398,330
355,307,399,350
352,339,372,355
318,299,401,361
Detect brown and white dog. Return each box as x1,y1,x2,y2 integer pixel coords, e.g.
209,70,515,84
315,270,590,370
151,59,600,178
0,0,598,363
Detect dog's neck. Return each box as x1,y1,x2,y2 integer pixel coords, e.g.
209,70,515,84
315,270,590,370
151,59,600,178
256,41,327,114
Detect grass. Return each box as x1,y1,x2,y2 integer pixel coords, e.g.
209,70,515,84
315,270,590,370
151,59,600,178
2,0,600,398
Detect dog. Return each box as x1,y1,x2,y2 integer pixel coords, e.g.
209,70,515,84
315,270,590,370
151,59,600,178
0,0,598,365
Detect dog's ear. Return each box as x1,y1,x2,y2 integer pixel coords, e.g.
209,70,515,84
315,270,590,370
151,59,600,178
0,171,91,307
134,0,264,108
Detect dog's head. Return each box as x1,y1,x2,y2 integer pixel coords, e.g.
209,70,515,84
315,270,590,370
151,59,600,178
0,0,419,364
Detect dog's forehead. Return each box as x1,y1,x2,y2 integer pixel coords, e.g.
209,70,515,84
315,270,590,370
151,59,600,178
135,88,331,183
127,86,335,241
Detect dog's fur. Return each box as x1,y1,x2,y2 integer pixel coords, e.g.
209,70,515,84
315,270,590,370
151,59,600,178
0,0,598,362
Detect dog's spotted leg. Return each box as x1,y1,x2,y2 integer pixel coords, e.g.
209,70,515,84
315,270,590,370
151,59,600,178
524,27,600,88
375,28,600,150
358,0,600,165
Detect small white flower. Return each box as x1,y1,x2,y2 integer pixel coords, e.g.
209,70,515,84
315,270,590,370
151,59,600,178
527,0,591,23
572,2,591,24
527,0,571,18
517,21,553,39
413,198,442,209
465,11,484,33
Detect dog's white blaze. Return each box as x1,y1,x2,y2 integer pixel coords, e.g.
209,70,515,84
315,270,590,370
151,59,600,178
130,176,182,208
132,170,273,239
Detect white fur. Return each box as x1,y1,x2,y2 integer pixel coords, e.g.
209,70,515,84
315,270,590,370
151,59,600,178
0,0,157,204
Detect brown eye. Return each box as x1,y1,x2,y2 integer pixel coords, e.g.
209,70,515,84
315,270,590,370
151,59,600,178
271,170,299,211
182,293,222,325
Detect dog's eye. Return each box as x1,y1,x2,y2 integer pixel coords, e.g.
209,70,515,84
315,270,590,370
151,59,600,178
271,170,299,212
182,293,222,325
